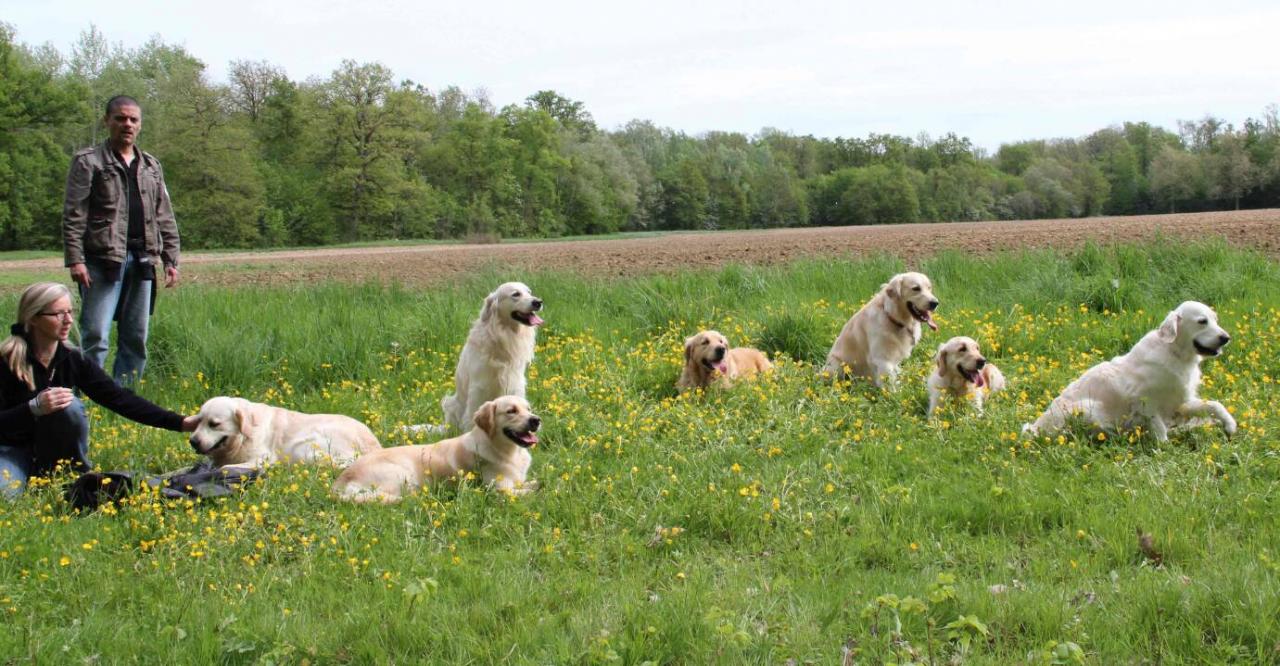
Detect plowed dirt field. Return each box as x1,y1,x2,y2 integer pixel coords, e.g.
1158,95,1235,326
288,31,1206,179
5,210,1277,286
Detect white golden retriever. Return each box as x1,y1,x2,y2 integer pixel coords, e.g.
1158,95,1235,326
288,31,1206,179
1023,301,1236,442
189,396,382,471
333,396,540,503
440,282,543,432
676,330,773,391
927,336,1005,417
822,272,939,387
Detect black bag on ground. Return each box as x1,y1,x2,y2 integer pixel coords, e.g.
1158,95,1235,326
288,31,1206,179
63,471,134,511
143,461,260,500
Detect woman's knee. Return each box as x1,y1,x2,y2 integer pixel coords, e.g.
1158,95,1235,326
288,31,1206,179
0,447,32,500
41,397,90,438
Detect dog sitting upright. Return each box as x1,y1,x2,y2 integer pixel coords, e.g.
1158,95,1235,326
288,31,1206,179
676,330,772,391
822,272,939,388
334,396,541,503
927,336,1005,418
440,282,543,433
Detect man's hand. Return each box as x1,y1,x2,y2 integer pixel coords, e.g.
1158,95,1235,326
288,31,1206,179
164,265,179,288
69,263,91,288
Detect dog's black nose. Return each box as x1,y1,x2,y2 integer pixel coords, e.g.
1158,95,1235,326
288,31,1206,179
528,416,541,431
531,299,543,311
713,347,726,360
928,299,939,311
1219,334,1231,345
188,438,200,452
976,358,986,369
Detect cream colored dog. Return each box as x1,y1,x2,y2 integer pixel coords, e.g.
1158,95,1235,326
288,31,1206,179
1023,301,1236,442
822,272,939,387
334,396,541,503
440,282,542,432
676,330,773,391
189,396,381,471
927,336,1005,417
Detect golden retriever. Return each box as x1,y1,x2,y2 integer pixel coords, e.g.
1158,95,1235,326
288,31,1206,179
1023,301,1236,442
927,336,1005,417
676,330,772,391
822,272,939,387
189,396,381,471
440,282,542,432
333,396,540,503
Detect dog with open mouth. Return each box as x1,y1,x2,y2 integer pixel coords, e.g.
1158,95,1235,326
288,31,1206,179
1023,301,1236,442
822,271,940,388
676,330,773,391
333,396,541,502
927,336,1005,417
188,396,382,472
440,281,543,433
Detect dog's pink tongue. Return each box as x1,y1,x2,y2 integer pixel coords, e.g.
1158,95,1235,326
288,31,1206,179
923,311,938,331
529,313,545,327
975,372,985,388
520,431,539,447
713,360,728,374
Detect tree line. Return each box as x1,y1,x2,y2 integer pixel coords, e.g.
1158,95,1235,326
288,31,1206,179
3,24,1280,251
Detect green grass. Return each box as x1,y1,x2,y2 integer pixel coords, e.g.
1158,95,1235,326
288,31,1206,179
1,240,1278,663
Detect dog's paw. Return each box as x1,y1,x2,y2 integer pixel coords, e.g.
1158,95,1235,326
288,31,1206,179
1221,413,1238,437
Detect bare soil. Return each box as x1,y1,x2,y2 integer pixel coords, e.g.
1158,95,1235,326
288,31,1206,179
6,210,1278,286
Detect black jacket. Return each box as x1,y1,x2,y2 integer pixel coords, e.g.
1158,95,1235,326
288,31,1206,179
0,338,184,444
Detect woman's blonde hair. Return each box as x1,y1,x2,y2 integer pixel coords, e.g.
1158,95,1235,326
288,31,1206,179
1,282,74,391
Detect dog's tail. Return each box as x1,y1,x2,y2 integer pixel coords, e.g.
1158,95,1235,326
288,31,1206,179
983,364,1006,393
397,422,449,438
441,393,462,431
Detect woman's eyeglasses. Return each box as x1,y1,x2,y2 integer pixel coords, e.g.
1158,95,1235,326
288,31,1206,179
38,310,75,320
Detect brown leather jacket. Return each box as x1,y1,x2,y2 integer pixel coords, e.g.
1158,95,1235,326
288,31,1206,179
62,142,181,269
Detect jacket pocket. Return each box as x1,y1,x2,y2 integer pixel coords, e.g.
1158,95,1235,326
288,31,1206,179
85,217,114,254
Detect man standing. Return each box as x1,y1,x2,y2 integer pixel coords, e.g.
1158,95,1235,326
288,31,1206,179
63,95,181,384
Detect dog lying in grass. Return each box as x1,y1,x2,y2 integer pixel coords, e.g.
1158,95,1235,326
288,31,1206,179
676,330,772,391
189,396,381,471
927,336,1005,417
333,396,540,503
1023,301,1236,442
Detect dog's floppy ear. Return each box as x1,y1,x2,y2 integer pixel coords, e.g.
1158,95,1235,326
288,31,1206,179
882,277,898,301
1157,310,1181,344
935,344,948,374
480,291,497,324
234,400,256,440
473,400,498,435
684,336,697,363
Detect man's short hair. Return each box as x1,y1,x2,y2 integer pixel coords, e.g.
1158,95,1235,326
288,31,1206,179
104,95,141,117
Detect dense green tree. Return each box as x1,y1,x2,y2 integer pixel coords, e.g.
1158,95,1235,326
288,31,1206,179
1206,133,1259,210
1148,145,1204,213
1,24,1277,251
525,90,596,138
0,24,87,249
502,105,569,236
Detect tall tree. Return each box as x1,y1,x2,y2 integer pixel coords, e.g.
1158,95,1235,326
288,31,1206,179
1148,145,1203,213
228,59,284,122
1207,132,1259,210
0,24,87,249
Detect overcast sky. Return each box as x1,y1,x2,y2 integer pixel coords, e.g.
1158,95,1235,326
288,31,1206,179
8,0,1279,151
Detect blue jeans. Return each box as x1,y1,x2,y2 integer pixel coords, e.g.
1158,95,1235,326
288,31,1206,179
0,396,91,500
79,252,153,384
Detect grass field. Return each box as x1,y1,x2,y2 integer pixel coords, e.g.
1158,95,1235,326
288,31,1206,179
1,240,1278,664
